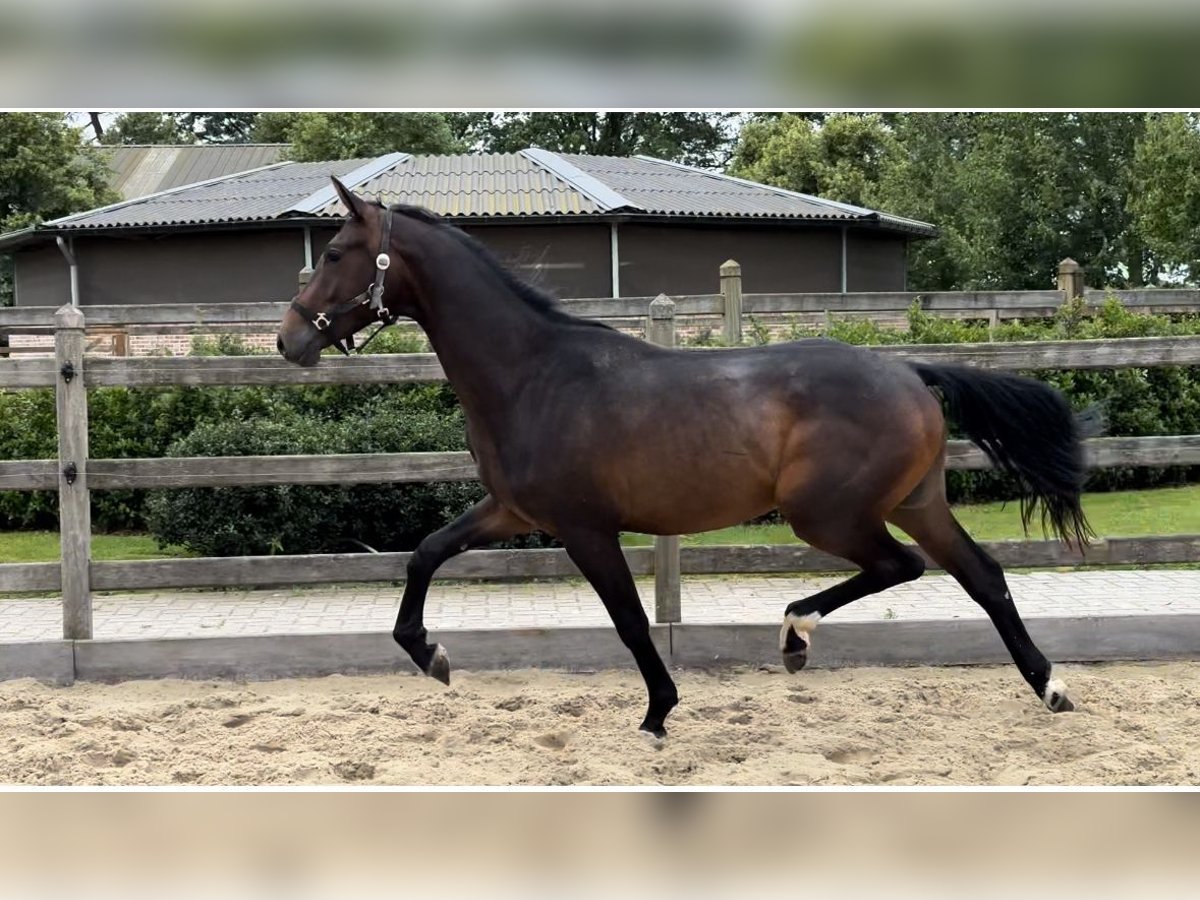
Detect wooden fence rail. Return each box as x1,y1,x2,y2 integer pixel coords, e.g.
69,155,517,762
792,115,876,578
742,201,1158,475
3,436,1200,494
5,335,1200,390
2,536,1199,596
2,287,1199,637
3,288,1200,333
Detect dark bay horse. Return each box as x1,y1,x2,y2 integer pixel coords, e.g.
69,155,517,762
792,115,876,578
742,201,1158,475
277,177,1091,739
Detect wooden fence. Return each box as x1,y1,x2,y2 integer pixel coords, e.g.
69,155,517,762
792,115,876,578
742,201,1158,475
2,266,1200,640
4,258,1200,356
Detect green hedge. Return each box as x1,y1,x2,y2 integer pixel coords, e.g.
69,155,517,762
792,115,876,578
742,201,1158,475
2,297,1199,552
758,296,1200,506
143,392,555,556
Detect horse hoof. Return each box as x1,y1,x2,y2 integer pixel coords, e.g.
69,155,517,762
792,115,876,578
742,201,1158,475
639,725,667,748
782,649,808,673
1042,670,1073,712
1048,693,1074,713
426,644,450,686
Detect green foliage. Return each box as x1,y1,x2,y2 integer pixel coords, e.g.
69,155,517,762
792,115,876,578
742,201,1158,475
0,113,119,232
267,113,464,162
4,295,1199,548
465,113,738,168
98,113,193,145
176,113,260,144
728,112,898,207
723,296,1200,507
143,393,487,557
1129,113,1200,281
725,112,1200,291
189,334,261,356
1,112,119,305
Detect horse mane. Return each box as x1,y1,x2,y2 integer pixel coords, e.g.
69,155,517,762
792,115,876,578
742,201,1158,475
378,201,612,331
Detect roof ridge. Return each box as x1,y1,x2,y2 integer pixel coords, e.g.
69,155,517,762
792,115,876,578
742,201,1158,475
519,148,641,213
91,143,292,149
45,160,296,227
288,152,412,215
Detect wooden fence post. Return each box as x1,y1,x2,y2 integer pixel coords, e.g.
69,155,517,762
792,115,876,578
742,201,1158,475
647,295,681,624
1057,258,1085,301
720,259,742,346
298,265,314,291
54,305,92,639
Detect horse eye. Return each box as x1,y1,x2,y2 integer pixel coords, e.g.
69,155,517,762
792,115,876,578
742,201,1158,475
325,249,342,263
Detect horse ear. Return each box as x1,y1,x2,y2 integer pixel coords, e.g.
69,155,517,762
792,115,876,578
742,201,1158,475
331,177,366,221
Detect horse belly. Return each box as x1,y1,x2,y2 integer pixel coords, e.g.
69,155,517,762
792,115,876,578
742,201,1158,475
608,448,779,536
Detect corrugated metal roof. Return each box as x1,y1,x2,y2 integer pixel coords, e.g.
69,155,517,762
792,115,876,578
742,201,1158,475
337,153,604,218
560,153,936,234
92,144,291,201
48,158,375,231
0,150,935,250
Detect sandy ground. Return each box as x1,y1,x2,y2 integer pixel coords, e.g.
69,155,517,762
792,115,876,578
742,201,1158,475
2,661,1199,786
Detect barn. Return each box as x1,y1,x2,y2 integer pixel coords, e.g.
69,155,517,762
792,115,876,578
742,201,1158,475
0,149,935,311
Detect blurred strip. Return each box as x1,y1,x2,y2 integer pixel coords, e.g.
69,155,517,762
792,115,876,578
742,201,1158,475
2,792,1200,898
2,1,1200,105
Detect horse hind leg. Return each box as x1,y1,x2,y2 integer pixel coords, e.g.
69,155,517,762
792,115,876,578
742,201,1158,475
887,497,1073,713
778,523,926,672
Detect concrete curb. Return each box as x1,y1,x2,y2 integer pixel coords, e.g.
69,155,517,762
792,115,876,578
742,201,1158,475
670,615,1200,669
3,616,1198,684
71,626,671,682
0,641,74,685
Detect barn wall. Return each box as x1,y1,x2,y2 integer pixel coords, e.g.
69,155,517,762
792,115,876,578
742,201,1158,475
13,244,72,307
15,230,306,306
616,224,848,297
845,230,909,292
316,222,613,299
13,221,915,308
460,223,612,299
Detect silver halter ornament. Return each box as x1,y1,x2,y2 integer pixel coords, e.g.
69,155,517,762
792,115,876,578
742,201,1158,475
289,206,399,356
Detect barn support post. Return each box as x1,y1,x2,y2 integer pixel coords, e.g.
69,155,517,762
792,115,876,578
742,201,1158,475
1057,258,1085,301
55,305,92,640
720,259,743,346
298,265,313,291
647,294,682,624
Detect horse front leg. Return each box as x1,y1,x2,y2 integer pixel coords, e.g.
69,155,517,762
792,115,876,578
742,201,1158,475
394,495,530,683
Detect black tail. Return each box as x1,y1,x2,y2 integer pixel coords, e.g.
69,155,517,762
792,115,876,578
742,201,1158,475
912,363,1096,546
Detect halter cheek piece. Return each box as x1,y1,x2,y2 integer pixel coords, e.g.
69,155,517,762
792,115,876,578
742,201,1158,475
289,205,399,356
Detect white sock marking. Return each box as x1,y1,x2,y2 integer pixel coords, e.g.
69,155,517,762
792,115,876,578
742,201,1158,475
780,612,822,652
1042,666,1069,710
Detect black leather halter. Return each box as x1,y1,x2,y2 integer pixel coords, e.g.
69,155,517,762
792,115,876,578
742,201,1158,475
289,206,398,356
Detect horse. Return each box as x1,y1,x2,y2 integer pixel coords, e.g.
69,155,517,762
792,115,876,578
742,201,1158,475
277,177,1092,739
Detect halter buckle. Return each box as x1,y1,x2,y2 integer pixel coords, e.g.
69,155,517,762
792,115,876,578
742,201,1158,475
313,312,331,331
375,253,391,271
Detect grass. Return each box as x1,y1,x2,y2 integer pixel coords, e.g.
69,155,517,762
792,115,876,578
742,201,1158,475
0,532,192,564
1,485,1198,563
619,484,1200,547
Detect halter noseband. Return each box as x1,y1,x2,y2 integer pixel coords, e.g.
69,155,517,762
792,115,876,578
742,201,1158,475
289,205,399,356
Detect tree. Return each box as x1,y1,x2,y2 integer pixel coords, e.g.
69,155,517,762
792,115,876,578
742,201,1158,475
728,112,899,206
176,113,260,143
465,113,739,168
254,113,464,161
0,113,119,305
1130,113,1200,282
728,112,1177,291
98,112,193,145
251,112,300,144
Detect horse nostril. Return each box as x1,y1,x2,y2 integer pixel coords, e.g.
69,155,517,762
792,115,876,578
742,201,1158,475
276,336,285,354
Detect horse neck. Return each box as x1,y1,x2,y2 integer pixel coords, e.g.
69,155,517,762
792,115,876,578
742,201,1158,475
406,232,557,418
